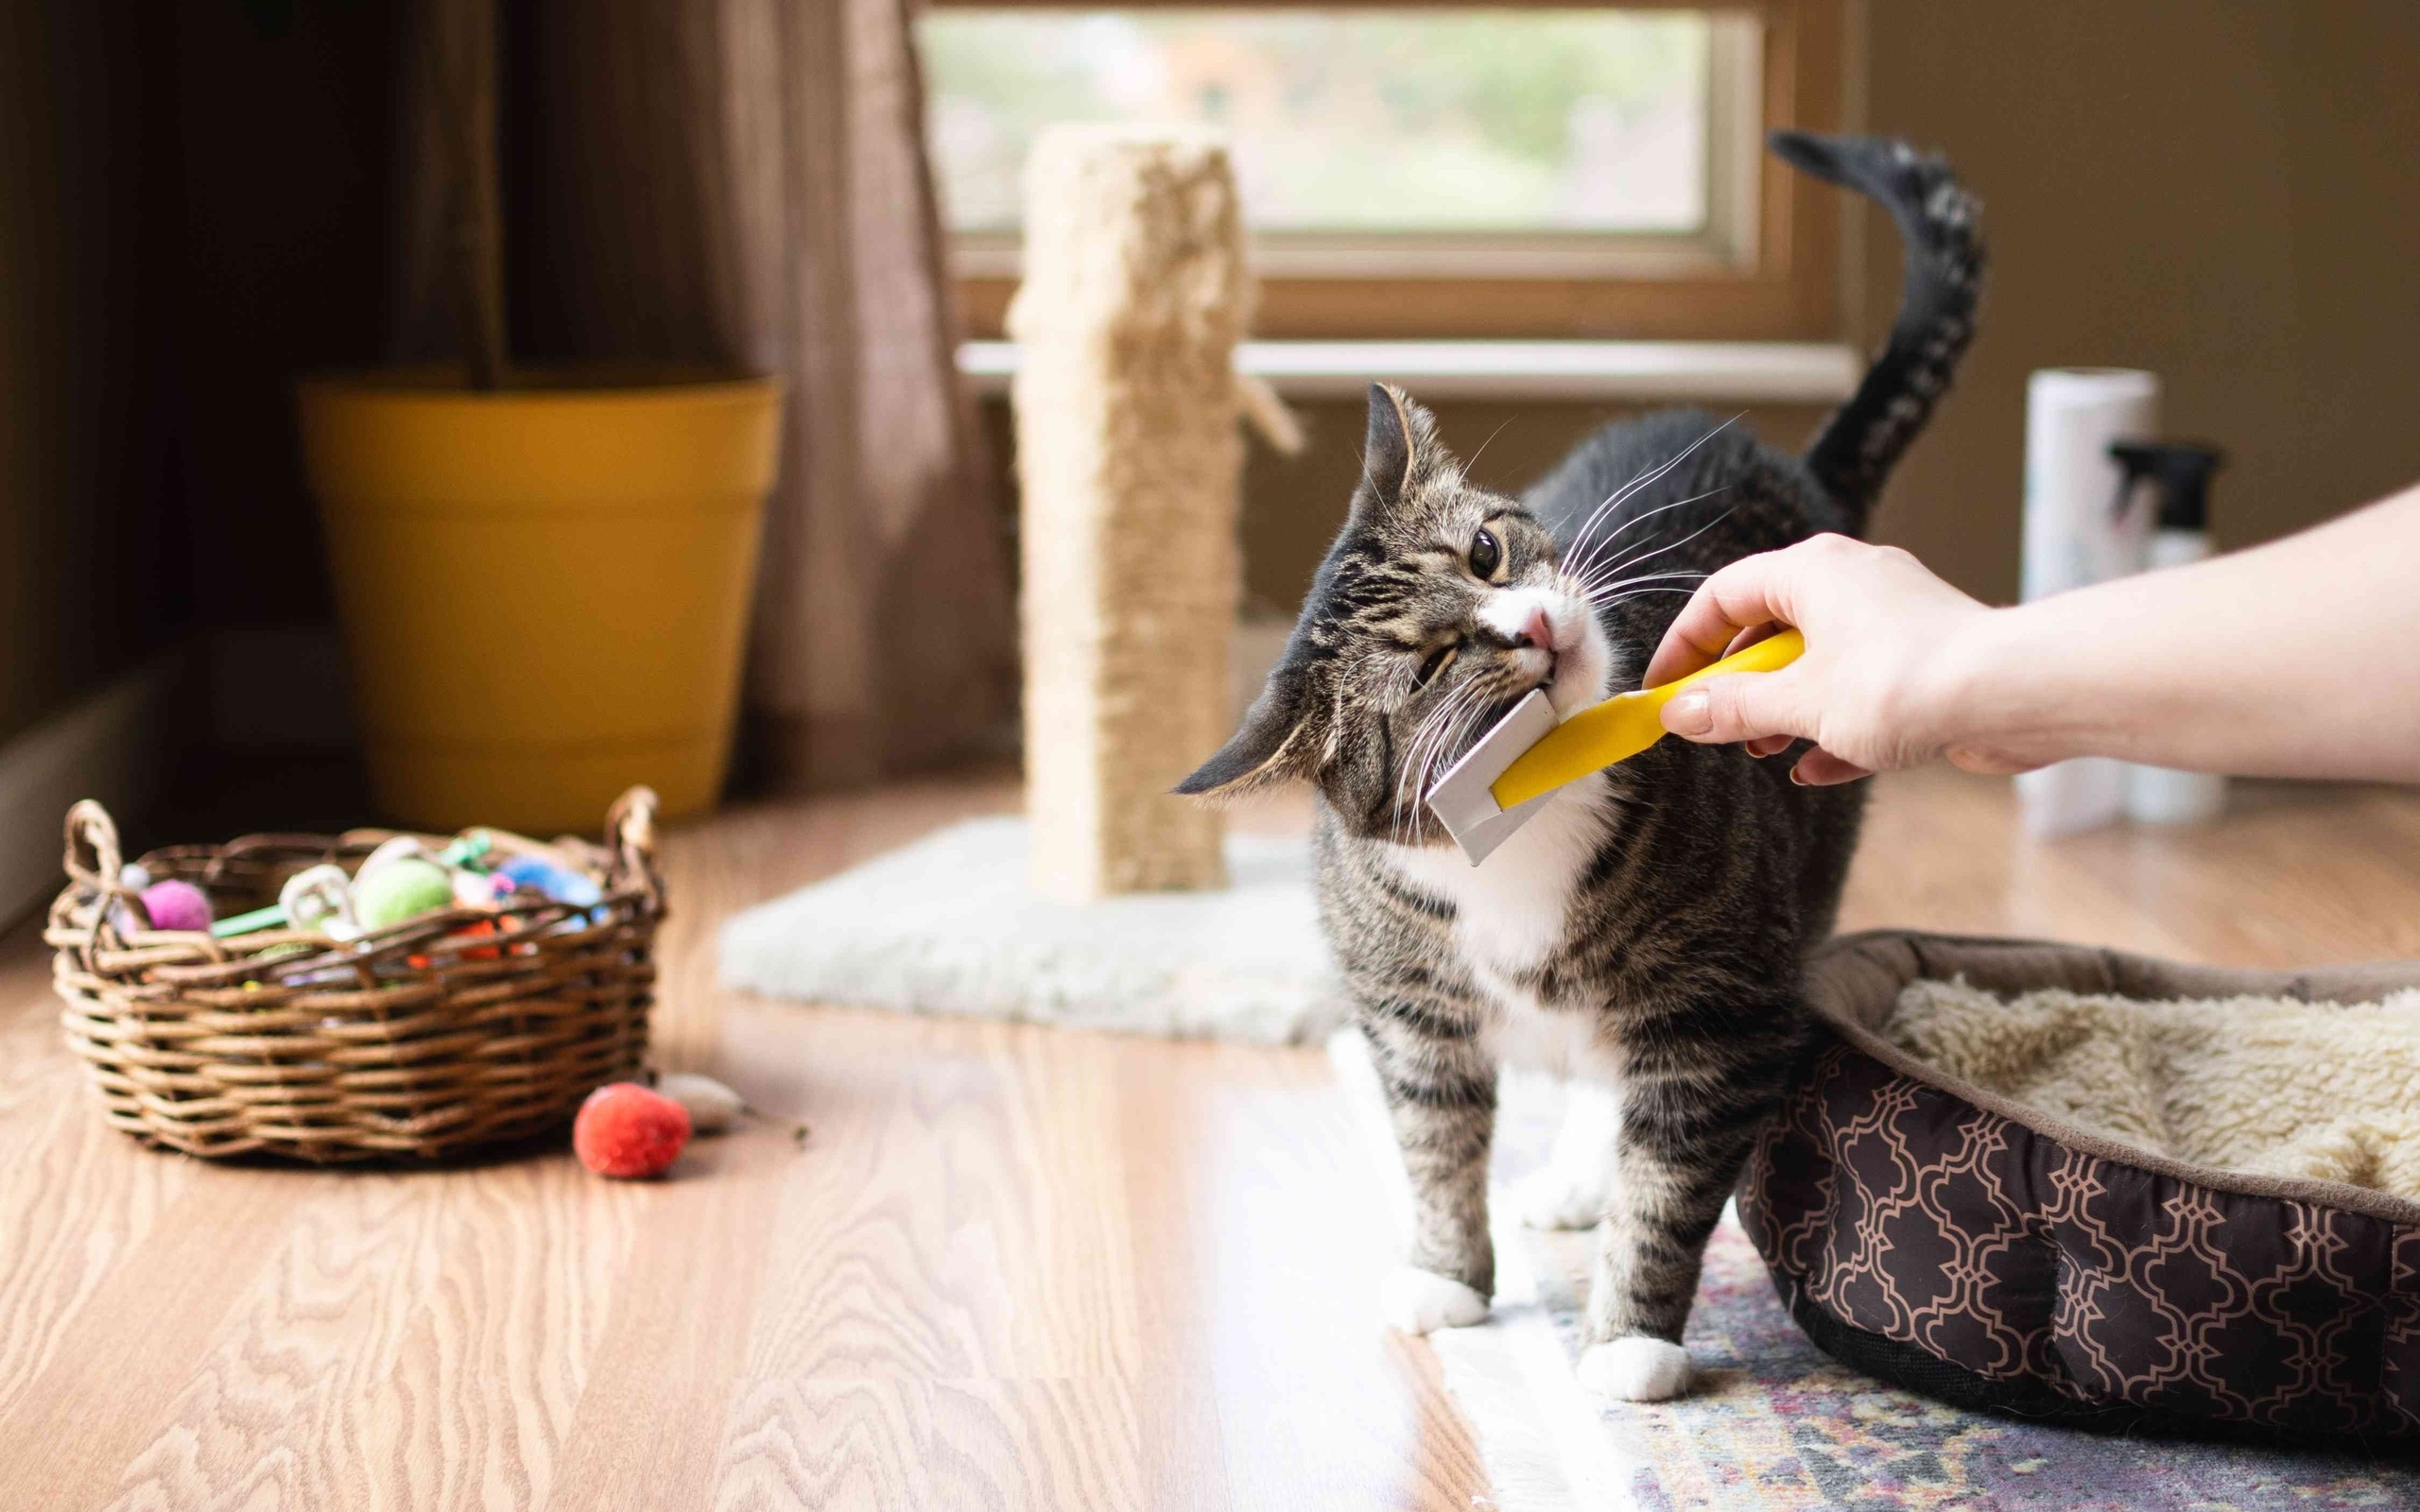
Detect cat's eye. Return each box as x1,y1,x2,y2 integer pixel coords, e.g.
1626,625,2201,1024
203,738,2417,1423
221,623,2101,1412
1414,644,1456,688
1469,529,1502,580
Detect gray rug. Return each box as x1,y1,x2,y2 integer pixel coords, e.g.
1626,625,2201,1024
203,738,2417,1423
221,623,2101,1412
717,816,1348,1044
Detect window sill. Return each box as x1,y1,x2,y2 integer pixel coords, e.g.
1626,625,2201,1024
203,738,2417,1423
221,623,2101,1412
957,339,1859,403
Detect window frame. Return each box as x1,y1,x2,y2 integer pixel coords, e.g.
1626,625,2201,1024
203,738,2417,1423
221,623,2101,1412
931,0,1845,340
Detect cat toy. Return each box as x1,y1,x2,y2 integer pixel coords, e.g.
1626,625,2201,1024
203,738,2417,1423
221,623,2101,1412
1426,629,1805,865
573,1082,692,1177
569,1072,751,1178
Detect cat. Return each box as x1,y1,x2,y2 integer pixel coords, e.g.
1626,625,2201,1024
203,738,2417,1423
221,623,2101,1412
1176,130,1983,1401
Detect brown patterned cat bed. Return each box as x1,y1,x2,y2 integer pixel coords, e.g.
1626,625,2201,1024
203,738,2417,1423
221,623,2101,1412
1742,930,2420,1445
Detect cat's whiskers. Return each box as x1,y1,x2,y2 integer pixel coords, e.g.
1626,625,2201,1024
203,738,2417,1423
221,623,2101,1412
1574,568,1707,607
1565,484,1728,586
1461,416,1514,479
1407,680,1495,843
1422,688,1505,808
1560,418,1738,573
1392,678,1488,844
1404,691,1501,845
1564,450,1694,568
1573,509,1737,600
1590,587,1702,615
1568,493,1733,595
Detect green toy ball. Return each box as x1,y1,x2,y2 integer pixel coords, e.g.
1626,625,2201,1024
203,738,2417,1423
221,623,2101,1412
353,857,457,930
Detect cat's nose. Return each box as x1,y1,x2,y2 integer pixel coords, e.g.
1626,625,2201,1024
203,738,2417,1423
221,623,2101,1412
1476,595,1561,653
1510,604,1558,652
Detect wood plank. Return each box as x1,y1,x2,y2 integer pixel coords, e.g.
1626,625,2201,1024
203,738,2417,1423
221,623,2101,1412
728,1009,1138,1383
0,1166,296,1508
353,1158,636,1512
929,1378,1145,1512
712,1379,933,1512
531,1130,789,1512
91,1172,453,1511
0,1034,195,1425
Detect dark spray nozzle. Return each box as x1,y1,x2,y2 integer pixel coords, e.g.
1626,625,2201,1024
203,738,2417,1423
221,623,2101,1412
2109,441,2223,532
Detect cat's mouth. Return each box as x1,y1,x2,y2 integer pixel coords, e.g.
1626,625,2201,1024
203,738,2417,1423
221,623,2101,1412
1539,645,1608,718
1522,649,1563,700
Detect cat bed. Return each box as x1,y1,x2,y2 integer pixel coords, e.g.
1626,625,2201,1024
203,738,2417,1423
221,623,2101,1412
1742,930,2420,1444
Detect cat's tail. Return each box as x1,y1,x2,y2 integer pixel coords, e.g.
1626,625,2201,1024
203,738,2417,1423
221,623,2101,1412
1772,129,1985,529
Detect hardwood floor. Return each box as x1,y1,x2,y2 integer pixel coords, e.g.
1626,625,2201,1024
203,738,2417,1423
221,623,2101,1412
0,766,2415,1509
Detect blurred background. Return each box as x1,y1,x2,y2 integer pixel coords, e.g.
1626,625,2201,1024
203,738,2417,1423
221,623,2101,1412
4,2,2417,850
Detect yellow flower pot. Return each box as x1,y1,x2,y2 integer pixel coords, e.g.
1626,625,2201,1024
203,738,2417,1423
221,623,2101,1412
298,368,782,835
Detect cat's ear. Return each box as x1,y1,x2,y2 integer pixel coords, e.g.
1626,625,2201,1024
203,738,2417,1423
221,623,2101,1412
1174,665,1322,799
1358,382,1445,512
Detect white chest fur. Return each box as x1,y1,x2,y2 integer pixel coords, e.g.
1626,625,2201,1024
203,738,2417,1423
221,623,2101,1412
1384,775,1617,1077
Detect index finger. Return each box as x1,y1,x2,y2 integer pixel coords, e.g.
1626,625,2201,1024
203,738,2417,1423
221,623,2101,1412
1641,548,1803,687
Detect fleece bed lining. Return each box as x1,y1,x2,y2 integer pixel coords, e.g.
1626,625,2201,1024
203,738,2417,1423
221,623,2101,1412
1801,932,2420,1226
1883,978,2420,1200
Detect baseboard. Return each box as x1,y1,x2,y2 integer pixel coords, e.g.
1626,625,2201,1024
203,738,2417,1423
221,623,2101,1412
0,657,182,930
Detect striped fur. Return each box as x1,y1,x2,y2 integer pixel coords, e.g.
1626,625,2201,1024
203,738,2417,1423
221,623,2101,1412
1179,133,1983,1395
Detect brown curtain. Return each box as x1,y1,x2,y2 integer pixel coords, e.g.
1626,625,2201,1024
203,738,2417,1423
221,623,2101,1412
395,0,1015,791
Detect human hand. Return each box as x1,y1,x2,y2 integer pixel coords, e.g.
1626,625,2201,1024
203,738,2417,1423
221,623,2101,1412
1643,534,2011,784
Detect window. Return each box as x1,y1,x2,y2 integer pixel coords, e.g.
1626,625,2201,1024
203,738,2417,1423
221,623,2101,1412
920,0,1845,341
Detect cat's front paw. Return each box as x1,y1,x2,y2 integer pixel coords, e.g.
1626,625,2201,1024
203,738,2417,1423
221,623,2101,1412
1576,1336,1692,1401
1380,1267,1490,1334
1512,1163,1615,1230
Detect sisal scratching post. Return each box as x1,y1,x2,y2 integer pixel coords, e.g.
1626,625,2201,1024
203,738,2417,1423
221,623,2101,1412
1011,128,1251,901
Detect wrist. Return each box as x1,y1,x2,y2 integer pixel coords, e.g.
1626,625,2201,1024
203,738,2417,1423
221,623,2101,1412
1921,606,2048,768
1932,600,2112,771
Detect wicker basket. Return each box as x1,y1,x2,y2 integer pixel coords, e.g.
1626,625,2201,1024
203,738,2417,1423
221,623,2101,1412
45,787,665,1162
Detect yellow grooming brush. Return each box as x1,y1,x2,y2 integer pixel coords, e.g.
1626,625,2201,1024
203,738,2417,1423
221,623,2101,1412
1425,628,1805,865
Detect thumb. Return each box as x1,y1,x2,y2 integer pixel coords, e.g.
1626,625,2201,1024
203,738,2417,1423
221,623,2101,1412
1660,668,1811,747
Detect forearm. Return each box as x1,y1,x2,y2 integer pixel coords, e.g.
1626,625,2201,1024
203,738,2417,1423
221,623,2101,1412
1938,486,2420,781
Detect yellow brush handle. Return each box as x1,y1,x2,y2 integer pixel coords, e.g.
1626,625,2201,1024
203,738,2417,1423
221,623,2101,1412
1491,627,1806,809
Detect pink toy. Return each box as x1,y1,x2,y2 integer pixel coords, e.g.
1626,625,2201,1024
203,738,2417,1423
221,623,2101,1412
138,879,213,934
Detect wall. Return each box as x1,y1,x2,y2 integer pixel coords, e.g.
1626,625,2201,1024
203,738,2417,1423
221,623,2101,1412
0,8,176,746
1861,0,2420,602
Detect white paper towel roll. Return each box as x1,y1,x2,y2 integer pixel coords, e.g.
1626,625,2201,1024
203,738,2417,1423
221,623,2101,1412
2021,368,2160,597
2015,368,2159,838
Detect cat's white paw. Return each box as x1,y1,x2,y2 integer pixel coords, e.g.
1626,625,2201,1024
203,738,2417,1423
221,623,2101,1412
1380,1267,1490,1334
1576,1337,1692,1401
1512,1163,1615,1230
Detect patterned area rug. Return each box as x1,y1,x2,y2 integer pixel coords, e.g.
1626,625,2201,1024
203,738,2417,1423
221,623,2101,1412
1327,1031,2420,1511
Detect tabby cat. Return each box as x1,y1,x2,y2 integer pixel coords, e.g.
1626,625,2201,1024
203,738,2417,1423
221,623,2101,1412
1177,131,1984,1400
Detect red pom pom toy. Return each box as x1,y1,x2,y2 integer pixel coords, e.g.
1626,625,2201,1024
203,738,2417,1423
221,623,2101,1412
574,1082,692,1177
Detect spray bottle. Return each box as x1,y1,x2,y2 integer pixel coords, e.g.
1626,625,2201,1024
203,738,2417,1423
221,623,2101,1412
2109,441,2226,824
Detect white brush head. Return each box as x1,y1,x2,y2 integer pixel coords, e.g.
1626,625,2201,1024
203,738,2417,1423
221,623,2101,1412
1424,690,1559,866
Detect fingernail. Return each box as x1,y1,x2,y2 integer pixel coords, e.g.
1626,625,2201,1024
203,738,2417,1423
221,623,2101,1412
1665,692,1712,736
